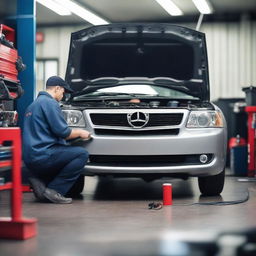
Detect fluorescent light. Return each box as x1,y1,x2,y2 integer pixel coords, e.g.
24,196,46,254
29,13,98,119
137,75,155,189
192,0,213,14
155,0,183,16
55,0,109,25
37,0,71,16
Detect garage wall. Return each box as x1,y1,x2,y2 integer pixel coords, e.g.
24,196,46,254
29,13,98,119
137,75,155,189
201,18,256,100
36,25,86,81
36,18,256,100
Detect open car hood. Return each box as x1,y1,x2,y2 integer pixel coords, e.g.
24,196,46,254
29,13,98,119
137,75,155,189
65,23,210,101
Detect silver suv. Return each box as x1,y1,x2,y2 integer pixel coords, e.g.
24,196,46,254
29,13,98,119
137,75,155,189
62,23,227,196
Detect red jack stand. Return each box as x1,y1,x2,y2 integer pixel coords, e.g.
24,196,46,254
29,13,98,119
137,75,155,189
0,128,37,239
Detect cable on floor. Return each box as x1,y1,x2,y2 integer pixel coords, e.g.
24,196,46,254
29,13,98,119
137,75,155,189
190,189,249,206
148,189,249,209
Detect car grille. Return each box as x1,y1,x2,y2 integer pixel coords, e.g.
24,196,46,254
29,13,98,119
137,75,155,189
94,128,179,136
90,113,183,127
89,154,213,166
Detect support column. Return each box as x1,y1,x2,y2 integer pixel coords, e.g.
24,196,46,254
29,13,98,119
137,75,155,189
16,0,36,127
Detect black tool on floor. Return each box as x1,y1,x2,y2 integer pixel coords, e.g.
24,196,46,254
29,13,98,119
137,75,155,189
148,202,163,210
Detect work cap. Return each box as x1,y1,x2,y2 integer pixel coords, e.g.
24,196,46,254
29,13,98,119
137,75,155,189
46,76,74,93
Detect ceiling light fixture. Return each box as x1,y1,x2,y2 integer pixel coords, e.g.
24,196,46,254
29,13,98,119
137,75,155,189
55,0,109,25
192,0,213,14
36,0,71,16
155,0,183,16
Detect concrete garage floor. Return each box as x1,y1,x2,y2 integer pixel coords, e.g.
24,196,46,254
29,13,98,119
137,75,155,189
0,174,256,256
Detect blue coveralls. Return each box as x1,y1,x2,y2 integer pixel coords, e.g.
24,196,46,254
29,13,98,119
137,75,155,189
22,91,89,195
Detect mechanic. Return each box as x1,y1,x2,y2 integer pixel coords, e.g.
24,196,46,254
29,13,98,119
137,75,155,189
22,76,91,204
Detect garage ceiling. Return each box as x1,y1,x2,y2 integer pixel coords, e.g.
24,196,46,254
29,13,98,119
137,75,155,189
35,0,256,26
0,0,256,27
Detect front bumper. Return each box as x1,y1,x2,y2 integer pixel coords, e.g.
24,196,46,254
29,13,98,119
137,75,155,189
76,127,226,177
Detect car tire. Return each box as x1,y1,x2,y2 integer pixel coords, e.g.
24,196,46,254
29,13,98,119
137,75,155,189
66,175,85,197
198,169,225,196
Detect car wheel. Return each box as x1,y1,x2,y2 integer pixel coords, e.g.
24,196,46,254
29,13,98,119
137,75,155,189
67,175,85,196
198,170,225,196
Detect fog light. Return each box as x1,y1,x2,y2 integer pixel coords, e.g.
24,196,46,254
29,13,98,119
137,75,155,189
199,154,208,163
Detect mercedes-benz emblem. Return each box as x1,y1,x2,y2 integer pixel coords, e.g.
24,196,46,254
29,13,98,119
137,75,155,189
127,111,149,128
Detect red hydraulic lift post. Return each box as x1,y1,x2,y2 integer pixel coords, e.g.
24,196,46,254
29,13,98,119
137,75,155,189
0,127,37,239
245,106,256,177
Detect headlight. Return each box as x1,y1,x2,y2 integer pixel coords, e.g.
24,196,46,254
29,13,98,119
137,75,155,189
186,110,224,128
62,110,85,127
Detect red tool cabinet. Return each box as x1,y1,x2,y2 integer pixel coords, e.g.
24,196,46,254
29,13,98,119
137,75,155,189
245,106,256,177
0,128,37,239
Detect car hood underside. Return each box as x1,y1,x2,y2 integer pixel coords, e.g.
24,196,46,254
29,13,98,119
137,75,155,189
65,23,210,101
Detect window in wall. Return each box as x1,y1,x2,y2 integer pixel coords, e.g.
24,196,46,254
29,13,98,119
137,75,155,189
36,59,58,95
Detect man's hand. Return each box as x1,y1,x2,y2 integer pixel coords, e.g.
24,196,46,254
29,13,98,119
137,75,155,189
79,130,91,140
66,129,91,140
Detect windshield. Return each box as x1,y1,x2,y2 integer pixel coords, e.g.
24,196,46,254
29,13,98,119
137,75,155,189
72,84,199,101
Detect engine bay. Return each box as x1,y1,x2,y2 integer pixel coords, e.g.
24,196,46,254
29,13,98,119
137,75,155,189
64,98,214,110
